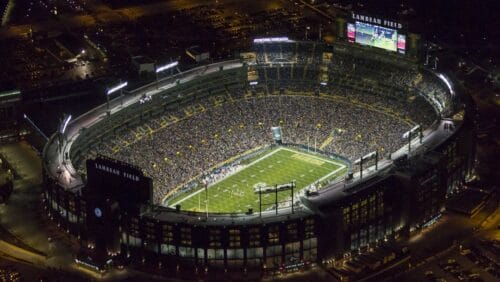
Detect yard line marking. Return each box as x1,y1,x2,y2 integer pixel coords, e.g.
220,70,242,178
280,147,347,168
170,147,283,207
170,147,347,209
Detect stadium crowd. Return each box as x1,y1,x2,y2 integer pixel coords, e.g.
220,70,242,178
82,42,450,204
92,87,435,203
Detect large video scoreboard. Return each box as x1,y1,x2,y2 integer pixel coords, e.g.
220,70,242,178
347,12,406,54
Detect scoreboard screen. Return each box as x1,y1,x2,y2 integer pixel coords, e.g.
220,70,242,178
347,21,406,54
355,21,397,51
347,23,356,42
397,34,406,54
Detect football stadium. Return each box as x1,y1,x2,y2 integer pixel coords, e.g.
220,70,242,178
41,19,476,280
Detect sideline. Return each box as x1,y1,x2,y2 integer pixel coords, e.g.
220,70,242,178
169,147,282,207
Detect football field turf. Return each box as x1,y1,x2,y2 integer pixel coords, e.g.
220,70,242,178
168,147,347,213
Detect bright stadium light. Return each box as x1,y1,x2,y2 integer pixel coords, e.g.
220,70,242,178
105,81,128,111
249,81,259,86
320,82,327,86
402,125,421,139
253,37,290,43
402,125,422,152
364,151,377,160
106,81,128,95
354,150,379,179
60,115,72,134
0,89,20,98
156,61,179,73
438,73,455,96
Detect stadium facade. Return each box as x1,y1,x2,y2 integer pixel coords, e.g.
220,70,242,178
42,40,475,277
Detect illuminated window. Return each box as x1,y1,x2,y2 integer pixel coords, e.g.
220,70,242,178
302,237,317,261
160,244,175,256
209,229,222,247
369,195,376,220
229,229,241,247
249,227,261,247
247,247,263,258
350,232,359,250
197,248,205,261
180,227,191,245
162,224,174,243
145,221,156,241
179,247,195,258
305,218,315,238
268,226,280,244
227,248,244,259
287,223,298,241
351,203,359,225
369,225,376,241
360,199,368,224
343,207,351,225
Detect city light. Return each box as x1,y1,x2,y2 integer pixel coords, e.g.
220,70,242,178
156,61,179,73
106,81,128,95
249,81,258,85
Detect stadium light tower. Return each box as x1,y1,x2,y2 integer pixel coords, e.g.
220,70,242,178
402,125,422,153
23,113,48,141
59,114,72,135
57,114,72,152
106,81,128,111
353,150,378,179
155,61,179,86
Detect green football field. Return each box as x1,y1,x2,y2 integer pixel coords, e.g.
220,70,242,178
167,147,347,213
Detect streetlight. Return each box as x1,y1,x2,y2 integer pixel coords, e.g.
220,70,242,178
106,81,128,111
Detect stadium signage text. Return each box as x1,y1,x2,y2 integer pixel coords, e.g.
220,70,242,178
351,12,402,29
94,163,140,182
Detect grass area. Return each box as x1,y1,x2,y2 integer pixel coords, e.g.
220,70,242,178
167,147,347,213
